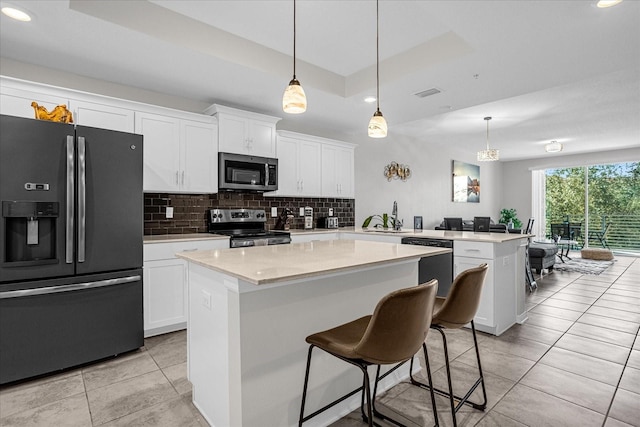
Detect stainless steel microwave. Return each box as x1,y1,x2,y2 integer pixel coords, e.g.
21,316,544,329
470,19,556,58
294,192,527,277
218,152,278,192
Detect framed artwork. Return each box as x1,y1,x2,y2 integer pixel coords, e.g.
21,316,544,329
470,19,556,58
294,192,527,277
452,160,480,203
413,216,423,230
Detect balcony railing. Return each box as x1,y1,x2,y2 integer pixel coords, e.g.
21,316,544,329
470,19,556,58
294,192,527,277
545,214,640,254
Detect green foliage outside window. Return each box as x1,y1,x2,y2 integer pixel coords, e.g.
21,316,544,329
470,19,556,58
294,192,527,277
545,162,640,251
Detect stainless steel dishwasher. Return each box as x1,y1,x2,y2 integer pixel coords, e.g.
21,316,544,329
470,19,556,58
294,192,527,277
401,237,453,297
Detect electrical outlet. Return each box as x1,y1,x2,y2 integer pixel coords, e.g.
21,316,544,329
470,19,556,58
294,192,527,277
271,207,278,217
202,290,211,310
503,256,509,266
165,206,174,219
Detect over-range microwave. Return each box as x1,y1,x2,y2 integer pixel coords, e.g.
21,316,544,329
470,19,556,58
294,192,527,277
218,152,278,192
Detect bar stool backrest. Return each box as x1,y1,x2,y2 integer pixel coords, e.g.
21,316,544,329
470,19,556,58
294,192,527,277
354,279,438,365
432,264,488,329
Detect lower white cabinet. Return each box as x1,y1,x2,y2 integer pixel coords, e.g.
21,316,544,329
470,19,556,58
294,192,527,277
453,240,518,335
143,238,229,337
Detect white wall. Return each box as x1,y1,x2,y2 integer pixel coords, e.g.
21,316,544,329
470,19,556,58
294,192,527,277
502,147,640,225
351,132,504,230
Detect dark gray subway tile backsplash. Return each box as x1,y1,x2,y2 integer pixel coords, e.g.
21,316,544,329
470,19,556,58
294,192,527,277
144,193,355,235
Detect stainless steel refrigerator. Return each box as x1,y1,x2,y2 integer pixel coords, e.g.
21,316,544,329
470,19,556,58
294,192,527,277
0,114,144,384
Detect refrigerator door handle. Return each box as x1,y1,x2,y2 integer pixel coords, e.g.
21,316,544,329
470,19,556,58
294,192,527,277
66,136,75,264
78,136,86,263
0,275,142,299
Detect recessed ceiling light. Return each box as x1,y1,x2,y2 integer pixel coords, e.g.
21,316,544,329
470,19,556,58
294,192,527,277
1,6,32,22
364,96,376,103
596,0,623,8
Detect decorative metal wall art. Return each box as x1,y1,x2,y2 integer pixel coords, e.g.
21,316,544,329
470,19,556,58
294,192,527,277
31,102,74,123
384,161,411,181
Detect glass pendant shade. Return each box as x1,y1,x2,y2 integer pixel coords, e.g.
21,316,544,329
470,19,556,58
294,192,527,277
283,78,307,114
477,148,499,161
477,116,499,161
368,110,387,138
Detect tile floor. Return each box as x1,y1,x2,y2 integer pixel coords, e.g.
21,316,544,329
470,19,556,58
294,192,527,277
1,256,638,427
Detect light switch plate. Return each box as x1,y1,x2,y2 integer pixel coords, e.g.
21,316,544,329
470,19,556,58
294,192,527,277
328,208,334,216
299,207,305,216
271,207,278,217
166,206,174,219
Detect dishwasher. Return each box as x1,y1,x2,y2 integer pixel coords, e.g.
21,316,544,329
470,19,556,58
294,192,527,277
401,237,453,297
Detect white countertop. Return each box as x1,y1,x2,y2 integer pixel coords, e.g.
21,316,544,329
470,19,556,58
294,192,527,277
143,233,229,244
176,239,450,285
352,228,532,243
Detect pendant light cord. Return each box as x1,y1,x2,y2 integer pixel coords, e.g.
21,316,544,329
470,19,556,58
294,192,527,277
293,0,297,79
485,116,491,149
376,0,380,112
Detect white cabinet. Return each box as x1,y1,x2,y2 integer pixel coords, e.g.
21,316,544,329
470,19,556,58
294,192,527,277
322,143,355,198
453,240,518,336
266,131,321,197
207,104,280,158
143,238,229,337
0,86,69,120
68,99,135,133
136,112,217,193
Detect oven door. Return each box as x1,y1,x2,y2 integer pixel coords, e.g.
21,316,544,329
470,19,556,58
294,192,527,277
218,152,277,192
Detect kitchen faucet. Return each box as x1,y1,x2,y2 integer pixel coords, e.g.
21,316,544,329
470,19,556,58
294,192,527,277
392,201,403,231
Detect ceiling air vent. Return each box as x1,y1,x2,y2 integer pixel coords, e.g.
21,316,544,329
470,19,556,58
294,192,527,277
414,88,442,98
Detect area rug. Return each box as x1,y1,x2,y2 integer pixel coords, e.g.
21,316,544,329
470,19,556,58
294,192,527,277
553,258,615,275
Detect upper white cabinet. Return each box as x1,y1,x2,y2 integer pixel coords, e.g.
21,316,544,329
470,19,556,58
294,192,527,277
136,112,217,193
0,85,69,120
267,131,321,197
206,104,280,158
321,142,355,198
68,99,135,133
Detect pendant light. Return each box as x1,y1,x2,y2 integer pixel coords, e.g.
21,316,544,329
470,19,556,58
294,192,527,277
282,0,307,114
477,116,499,161
368,0,387,138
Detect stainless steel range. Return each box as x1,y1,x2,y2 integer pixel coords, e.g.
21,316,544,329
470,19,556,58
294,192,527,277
208,208,291,248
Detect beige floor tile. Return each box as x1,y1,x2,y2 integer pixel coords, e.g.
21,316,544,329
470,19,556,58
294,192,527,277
606,288,640,299
162,362,192,395
475,410,527,427
99,395,201,427
619,366,640,395
539,347,624,386
558,287,605,298
86,370,178,425
548,292,599,305
493,383,604,427
604,417,636,427
0,373,85,418
0,393,91,427
554,333,631,364
145,331,187,369
82,350,159,391
538,298,592,312
520,363,616,414
608,389,640,427
481,335,551,362
627,350,640,370
594,298,640,314
525,311,575,332
529,304,584,321
566,322,637,348
497,323,563,346
455,345,536,382
586,306,640,323
577,313,640,334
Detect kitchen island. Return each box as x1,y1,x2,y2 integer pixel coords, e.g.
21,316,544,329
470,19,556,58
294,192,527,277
177,239,450,427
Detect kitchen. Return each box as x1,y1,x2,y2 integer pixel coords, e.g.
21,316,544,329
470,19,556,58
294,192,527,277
1,1,640,427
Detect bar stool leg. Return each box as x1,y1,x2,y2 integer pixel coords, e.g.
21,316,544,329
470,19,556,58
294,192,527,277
299,345,315,427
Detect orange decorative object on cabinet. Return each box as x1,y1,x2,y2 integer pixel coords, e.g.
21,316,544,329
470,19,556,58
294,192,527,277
31,102,74,123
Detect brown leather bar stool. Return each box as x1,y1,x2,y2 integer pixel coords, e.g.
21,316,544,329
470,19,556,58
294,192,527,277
409,263,489,427
299,280,439,427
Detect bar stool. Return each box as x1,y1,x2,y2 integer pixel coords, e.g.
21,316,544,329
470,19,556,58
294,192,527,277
409,263,489,427
299,280,439,427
